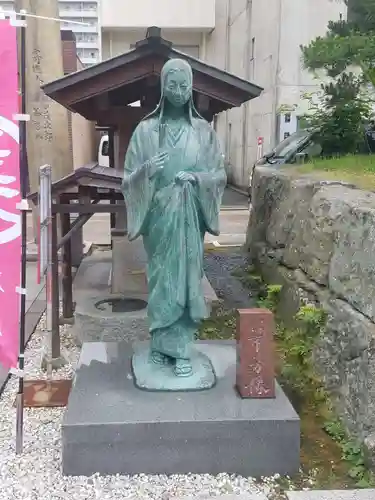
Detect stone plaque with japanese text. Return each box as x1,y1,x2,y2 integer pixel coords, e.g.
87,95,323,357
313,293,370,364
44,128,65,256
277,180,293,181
236,308,275,399
20,0,73,192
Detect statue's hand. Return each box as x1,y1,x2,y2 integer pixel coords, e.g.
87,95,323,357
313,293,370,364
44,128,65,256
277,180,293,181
147,151,169,178
175,171,196,184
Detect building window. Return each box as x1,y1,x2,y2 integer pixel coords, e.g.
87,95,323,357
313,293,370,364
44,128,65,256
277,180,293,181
251,37,255,60
250,37,255,77
284,113,291,123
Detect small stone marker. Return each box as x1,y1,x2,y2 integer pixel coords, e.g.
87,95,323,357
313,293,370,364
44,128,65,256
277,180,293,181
236,308,275,399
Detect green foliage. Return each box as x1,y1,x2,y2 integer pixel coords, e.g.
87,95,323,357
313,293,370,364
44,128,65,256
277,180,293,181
303,74,373,156
295,304,327,335
276,303,326,393
324,418,375,488
257,284,282,312
301,0,375,156
277,300,374,487
302,0,375,78
198,306,237,341
291,153,375,192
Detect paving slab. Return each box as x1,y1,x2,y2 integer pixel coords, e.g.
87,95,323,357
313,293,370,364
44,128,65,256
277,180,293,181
173,494,268,500
222,186,249,209
62,341,300,477
287,489,375,500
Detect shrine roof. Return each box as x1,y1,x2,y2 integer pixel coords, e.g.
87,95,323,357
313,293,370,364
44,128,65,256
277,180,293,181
42,27,263,120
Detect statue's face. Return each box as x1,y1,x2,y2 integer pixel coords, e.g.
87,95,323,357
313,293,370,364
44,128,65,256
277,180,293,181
164,70,191,108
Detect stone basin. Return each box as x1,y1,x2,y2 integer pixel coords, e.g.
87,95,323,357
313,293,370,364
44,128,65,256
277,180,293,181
73,292,149,345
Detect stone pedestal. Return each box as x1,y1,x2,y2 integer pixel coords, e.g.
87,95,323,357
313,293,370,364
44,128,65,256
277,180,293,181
62,341,300,477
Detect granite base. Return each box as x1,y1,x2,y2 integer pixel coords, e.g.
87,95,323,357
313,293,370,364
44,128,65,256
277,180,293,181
62,341,300,477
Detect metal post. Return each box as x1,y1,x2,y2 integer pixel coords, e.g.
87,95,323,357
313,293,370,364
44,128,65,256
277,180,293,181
61,208,73,320
16,14,27,456
38,164,53,380
51,210,61,359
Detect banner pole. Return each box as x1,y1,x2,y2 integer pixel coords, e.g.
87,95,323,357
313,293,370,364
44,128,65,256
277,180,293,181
15,12,27,456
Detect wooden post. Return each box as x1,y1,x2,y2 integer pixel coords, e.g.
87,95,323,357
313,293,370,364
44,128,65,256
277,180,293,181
60,204,73,322
236,308,275,399
51,210,61,359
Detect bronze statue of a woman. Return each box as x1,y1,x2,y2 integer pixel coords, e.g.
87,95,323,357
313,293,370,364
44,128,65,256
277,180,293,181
122,58,226,390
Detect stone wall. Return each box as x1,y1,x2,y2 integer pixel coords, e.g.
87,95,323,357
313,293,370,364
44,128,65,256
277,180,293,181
246,166,375,457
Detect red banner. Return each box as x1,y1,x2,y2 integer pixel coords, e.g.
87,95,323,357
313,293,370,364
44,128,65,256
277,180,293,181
0,20,21,368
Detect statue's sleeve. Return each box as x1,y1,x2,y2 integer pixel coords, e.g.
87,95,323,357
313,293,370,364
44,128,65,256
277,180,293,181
194,124,227,236
121,122,156,241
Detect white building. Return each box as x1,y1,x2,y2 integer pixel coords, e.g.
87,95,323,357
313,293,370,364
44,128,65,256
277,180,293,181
1,0,348,187
99,0,347,187
0,0,101,66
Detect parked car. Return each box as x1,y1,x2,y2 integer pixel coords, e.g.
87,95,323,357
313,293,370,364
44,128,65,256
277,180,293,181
98,134,109,167
249,125,375,198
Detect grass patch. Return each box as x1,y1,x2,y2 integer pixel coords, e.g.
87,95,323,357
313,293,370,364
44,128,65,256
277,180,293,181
286,154,375,191
198,304,237,341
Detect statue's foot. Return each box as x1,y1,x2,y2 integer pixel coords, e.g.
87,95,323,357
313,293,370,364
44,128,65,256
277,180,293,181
151,350,171,366
174,358,193,377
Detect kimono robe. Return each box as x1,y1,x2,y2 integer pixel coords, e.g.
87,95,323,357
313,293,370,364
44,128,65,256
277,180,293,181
122,115,226,360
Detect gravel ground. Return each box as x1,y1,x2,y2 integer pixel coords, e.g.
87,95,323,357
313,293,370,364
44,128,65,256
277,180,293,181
0,313,285,500
203,250,257,309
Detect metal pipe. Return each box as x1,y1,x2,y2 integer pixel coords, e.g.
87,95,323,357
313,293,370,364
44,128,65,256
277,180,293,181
241,0,253,186
225,0,232,160
51,211,60,360
272,0,283,147
16,14,27,455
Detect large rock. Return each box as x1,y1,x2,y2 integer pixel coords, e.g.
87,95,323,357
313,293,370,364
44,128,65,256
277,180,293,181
329,188,375,322
251,168,375,319
315,298,375,438
247,165,375,457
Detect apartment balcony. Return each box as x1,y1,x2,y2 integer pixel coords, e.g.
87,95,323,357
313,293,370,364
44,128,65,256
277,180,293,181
60,9,97,18
71,24,98,33
100,0,215,32
76,41,98,49
80,56,98,65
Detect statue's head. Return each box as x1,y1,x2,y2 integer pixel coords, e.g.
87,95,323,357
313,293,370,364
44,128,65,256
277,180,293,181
160,58,193,109
143,58,202,123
